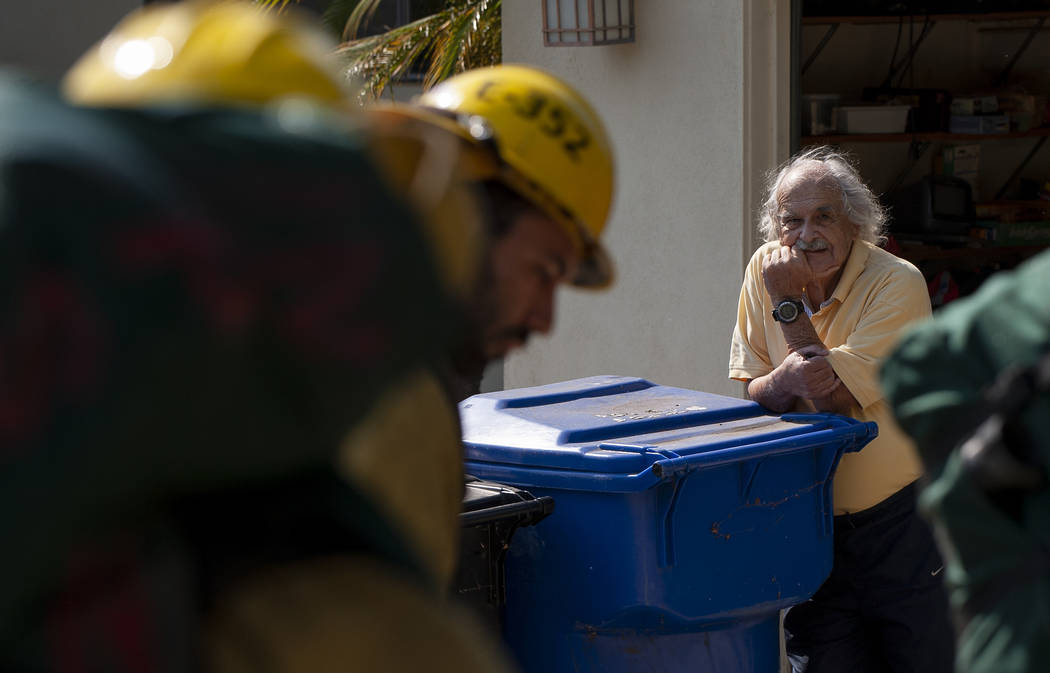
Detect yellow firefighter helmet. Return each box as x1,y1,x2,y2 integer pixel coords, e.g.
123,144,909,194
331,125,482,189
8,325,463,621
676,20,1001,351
414,65,615,288
63,0,347,107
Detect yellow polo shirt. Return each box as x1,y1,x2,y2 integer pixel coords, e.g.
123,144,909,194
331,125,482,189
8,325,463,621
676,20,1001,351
729,240,931,514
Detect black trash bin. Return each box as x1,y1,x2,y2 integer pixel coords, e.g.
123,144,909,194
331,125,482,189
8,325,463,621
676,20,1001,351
455,476,554,630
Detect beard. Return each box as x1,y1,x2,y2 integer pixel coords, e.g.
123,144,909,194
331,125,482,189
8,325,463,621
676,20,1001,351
447,314,489,395
444,256,528,400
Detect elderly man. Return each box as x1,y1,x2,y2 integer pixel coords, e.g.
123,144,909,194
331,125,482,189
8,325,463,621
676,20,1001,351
728,147,953,672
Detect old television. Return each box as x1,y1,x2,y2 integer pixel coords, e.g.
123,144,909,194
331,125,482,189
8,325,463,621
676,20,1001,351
888,176,975,236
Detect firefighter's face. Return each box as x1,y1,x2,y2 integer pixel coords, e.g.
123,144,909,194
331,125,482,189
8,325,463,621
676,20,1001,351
478,209,578,360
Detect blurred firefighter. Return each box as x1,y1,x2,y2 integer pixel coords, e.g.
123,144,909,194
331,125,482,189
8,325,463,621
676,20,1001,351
881,249,1050,673
0,1,617,670
342,63,617,594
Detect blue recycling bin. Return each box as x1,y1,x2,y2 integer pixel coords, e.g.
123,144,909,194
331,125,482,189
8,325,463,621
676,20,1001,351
459,376,877,673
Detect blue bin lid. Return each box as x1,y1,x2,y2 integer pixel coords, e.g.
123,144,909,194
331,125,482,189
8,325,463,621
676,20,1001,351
460,376,877,479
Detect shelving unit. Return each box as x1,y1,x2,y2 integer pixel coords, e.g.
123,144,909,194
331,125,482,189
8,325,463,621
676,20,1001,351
803,10,1050,26
801,127,1050,145
897,243,1046,264
893,242,1046,301
803,130,1050,200
801,10,1050,82
797,5,1050,302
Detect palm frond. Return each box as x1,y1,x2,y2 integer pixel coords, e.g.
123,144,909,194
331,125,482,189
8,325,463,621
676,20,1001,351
254,0,298,12
336,10,453,101
337,0,501,101
257,0,502,99
424,0,500,88
343,0,387,40
470,5,501,70
320,0,364,37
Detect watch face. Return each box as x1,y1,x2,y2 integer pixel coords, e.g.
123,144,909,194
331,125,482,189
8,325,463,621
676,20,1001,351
776,301,800,322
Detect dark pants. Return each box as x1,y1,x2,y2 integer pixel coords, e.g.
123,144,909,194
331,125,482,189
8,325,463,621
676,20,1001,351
784,482,955,673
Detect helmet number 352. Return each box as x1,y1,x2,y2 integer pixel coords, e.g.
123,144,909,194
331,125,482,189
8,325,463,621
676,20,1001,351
475,80,591,162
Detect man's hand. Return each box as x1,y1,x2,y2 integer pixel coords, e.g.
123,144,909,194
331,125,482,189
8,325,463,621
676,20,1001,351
761,244,811,300
747,343,840,413
778,347,841,400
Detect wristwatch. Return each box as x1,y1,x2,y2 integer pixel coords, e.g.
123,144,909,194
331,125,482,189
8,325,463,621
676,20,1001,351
772,299,805,324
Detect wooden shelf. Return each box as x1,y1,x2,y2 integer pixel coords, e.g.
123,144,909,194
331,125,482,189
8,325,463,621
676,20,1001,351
803,10,1050,26
801,128,1050,145
896,243,1047,265
976,199,1050,208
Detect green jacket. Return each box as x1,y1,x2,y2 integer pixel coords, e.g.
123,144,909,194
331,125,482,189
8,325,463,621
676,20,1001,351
881,250,1050,673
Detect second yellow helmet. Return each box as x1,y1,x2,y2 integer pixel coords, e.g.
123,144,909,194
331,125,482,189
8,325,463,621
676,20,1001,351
416,65,615,288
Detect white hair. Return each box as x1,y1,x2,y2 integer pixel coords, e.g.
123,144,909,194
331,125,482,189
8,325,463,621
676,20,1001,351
758,146,887,245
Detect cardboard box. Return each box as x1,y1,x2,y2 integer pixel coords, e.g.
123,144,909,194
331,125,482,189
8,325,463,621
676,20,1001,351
997,92,1038,132
976,202,1050,223
949,115,1009,134
950,95,998,116
837,105,910,134
977,220,1050,246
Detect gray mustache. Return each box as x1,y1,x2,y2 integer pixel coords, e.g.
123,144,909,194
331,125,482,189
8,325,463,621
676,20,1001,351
794,239,829,252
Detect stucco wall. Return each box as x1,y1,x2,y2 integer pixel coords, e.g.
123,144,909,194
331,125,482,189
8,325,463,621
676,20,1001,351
1,1,139,83
501,2,758,397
